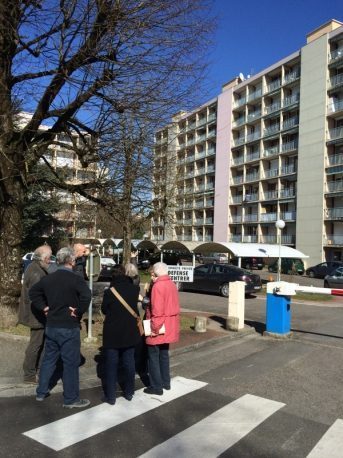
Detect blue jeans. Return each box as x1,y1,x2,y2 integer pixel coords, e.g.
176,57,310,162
37,327,81,405
104,347,136,402
147,344,170,391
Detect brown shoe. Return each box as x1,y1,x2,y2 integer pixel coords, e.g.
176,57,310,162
23,376,38,384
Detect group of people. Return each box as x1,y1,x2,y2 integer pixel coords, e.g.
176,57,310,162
18,244,180,408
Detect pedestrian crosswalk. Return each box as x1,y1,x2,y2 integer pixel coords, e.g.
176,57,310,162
22,376,343,456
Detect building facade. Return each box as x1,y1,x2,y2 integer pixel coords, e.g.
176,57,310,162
151,20,343,265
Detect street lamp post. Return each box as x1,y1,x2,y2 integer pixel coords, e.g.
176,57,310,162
275,219,285,282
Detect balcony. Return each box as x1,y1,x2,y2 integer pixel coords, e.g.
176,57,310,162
185,155,195,163
231,215,242,223
263,190,278,200
187,138,195,146
328,154,343,166
196,151,206,160
207,165,215,174
247,111,262,122
232,117,246,127
232,176,244,185
280,211,296,220
263,124,280,137
244,193,259,202
233,97,246,108
208,113,216,123
246,151,260,162
194,184,205,192
233,137,245,147
327,126,343,142
266,79,281,93
282,117,299,130
207,130,216,139
283,70,300,84
243,213,258,222
205,217,213,224
282,94,299,108
196,134,206,143
197,117,207,127
264,101,281,115
328,73,343,90
231,195,243,204
205,184,215,191
246,131,260,143
204,234,213,241
194,219,204,225
242,235,258,242
245,172,259,182
324,235,343,245
282,235,295,244
194,200,203,208
186,123,196,131
230,234,242,242
327,99,343,115
247,89,262,102
263,145,279,157
280,164,296,175
260,213,277,222
279,188,295,198
327,180,343,193
260,235,277,243
183,235,193,241
281,140,298,153
232,155,244,166
207,148,216,156
264,168,279,178
194,167,205,177
325,208,343,219
329,47,343,64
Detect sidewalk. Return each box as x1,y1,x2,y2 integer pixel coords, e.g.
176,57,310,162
0,313,255,398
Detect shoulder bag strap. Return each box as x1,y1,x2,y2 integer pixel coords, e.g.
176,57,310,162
110,287,139,319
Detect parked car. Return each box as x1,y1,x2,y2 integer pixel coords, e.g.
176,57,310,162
198,253,228,264
138,252,182,270
179,263,262,297
231,257,264,270
98,256,116,280
324,267,343,289
268,258,305,275
306,261,343,279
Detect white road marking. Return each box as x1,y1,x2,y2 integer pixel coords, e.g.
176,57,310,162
139,394,285,458
23,376,207,451
307,419,343,457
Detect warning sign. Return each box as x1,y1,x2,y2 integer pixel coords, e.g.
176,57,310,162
168,265,194,283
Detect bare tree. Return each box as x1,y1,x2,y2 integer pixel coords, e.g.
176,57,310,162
0,0,214,309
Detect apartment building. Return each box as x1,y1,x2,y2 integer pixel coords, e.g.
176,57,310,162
151,19,343,265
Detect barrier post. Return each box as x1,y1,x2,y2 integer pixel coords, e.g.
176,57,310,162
226,281,245,331
265,281,292,337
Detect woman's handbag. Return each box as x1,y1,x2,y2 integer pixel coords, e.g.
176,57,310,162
110,287,144,336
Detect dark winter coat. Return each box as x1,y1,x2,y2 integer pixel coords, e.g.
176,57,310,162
101,275,141,349
18,261,48,329
29,268,91,328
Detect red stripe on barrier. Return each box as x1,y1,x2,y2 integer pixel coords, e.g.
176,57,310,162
331,289,343,296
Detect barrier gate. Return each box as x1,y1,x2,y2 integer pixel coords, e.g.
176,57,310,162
266,281,343,336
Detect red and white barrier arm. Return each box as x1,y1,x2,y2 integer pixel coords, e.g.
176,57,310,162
294,285,343,296
269,281,343,297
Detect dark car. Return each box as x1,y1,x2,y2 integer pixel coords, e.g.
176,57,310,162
231,257,264,270
138,252,182,270
306,261,343,279
268,258,304,275
98,256,116,280
179,263,262,297
324,266,343,289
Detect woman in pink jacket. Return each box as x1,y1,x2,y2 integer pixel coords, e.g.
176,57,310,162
144,262,180,395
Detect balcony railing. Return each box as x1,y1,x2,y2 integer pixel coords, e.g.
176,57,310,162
280,211,296,220
197,117,207,127
263,145,279,157
230,234,242,242
282,94,299,108
246,131,260,142
329,47,343,64
324,235,343,245
207,166,215,173
327,181,343,192
263,190,278,200
183,235,193,241
247,111,262,122
260,213,277,222
263,125,280,137
260,235,277,243
196,134,207,143
233,117,245,127
328,73,343,90
231,195,243,204
185,155,195,163
325,208,343,219
208,113,217,123
328,154,343,166
246,151,260,162
193,219,204,225
205,184,215,191
232,176,244,185
242,235,258,242
243,214,258,222
279,188,296,198
247,89,262,102
264,101,281,115
205,217,213,224
232,155,244,165
327,99,343,114
204,235,213,241
233,97,246,108
231,215,242,223
245,172,259,182
281,140,298,152
194,167,205,176
282,118,299,130
205,200,214,207
244,193,259,202
328,126,343,141
233,137,245,147
207,148,215,156
196,151,206,160
280,164,296,175
282,235,295,244
283,70,300,84
264,168,279,178
266,79,281,93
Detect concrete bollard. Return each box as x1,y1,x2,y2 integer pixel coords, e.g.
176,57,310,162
194,316,207,332
226,281,245,331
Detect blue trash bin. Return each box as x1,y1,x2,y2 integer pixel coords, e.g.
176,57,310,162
266,291,291,335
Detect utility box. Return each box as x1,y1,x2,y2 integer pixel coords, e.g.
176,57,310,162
265,282,291,336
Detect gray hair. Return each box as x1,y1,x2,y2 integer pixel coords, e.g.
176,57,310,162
32,245,52,263
56,247,75,265
153,262,169,277
125,262,138,278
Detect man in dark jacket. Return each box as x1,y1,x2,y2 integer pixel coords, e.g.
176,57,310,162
29,247,91,409
73,243,88,279
18,245,52,383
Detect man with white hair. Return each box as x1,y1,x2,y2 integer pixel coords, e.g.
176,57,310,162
18,245,52,384
73,243,89,279
144,262,180,395
29,247,91,408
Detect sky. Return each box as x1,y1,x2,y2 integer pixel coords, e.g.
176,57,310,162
202,0,343,102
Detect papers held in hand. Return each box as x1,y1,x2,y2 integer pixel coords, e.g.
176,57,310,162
143,319,165,336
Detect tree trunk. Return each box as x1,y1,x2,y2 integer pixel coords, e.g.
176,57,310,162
122,223,132,266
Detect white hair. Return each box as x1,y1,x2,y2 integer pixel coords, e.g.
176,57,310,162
56,247,75,265
32,245,52,263
125,262,138,278
153,262,169,277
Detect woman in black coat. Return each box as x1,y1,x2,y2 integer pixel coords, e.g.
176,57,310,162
101,265,141,404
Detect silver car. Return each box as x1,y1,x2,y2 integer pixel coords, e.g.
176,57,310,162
324,267,343,288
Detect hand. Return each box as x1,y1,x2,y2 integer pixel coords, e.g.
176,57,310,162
150,332,158,337
43,306,49,316
69,307,78,318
